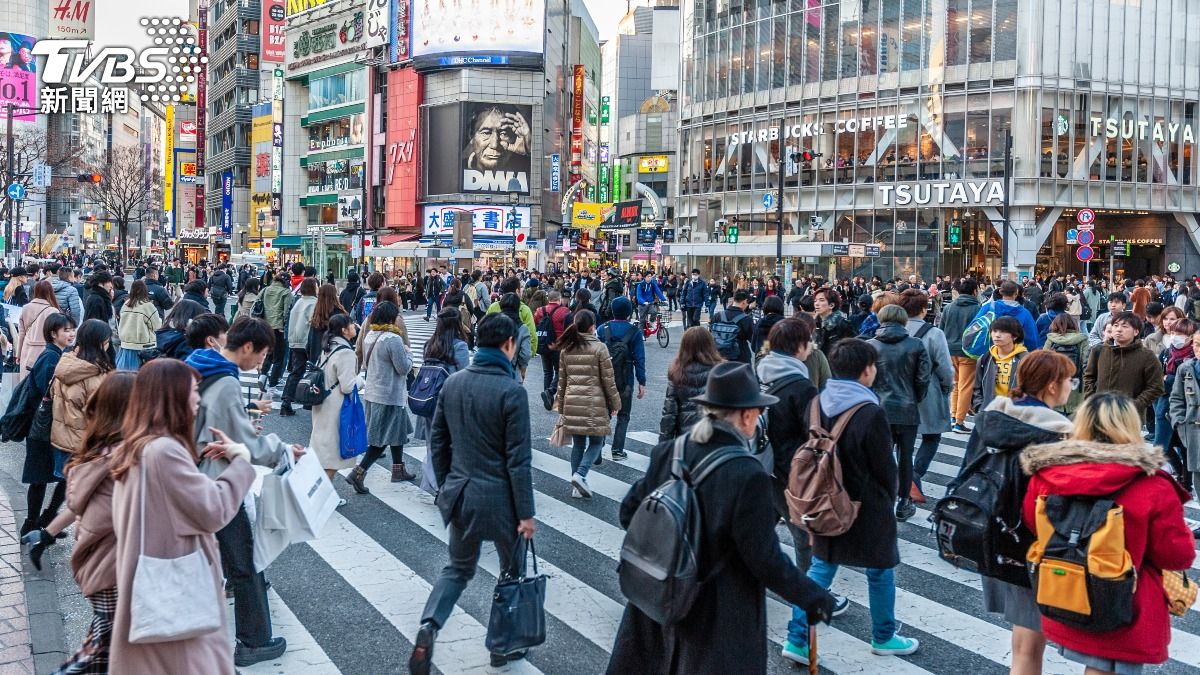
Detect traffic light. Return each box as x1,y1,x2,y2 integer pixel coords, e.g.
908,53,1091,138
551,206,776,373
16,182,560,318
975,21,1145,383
76,173,101,183
799,150,823,162
948,223,962,247
727,223,739,244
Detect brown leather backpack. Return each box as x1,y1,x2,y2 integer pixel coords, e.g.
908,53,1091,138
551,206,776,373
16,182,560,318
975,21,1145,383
784,398,865,537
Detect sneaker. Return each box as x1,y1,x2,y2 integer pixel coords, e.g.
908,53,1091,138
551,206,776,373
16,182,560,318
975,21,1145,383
571,473,593,499
234,637,287,667
870,635,919,656
409,622,437,675
279,404,296,417
780,641,814,666
570,487,582,499
611,449,628,461
831,593,850,617
950,423,970,434
540,390,554,411
895,498,916,522
336,498,347,507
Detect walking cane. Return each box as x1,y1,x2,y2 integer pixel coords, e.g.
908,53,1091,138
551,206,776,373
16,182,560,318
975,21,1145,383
807,617,818,675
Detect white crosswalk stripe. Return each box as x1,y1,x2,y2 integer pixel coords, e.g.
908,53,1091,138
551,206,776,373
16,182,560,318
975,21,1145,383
239,312,1200,674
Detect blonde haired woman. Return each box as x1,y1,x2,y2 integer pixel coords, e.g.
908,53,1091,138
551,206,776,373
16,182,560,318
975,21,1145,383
1021,392,1194,674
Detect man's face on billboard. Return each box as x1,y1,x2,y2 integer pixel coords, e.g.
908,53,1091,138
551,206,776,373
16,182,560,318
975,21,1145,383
469,109,512,170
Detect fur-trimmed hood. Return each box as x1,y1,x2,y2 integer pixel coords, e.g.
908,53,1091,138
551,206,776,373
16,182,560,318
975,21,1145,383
1021,439,1179,499
1021,439,1165,476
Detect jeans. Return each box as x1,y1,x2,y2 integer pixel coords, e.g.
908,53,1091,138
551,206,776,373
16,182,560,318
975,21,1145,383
282,348,308,405
425,293,442,319
216,506,272,647
421,523,517,636
1154,396,1189,486
570,435,605,478
267,330,287,386
912,433,941,491
788,557,897,647
541,351,560,393
891,423,919,500
706,300,717,318
611,386,633,452
949,356,977,424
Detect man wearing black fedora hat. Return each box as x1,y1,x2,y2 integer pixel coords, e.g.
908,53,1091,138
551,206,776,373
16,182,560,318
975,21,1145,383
608,361,835,674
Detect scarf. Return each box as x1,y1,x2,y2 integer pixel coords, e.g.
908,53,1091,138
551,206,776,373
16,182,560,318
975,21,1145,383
473,346,515,378
369,323,404,337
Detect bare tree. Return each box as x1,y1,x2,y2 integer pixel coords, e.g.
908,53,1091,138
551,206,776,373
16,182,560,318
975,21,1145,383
82,145,158,263
0,126,86,225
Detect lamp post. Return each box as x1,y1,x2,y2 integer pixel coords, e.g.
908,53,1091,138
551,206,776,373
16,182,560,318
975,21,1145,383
255,210,265,252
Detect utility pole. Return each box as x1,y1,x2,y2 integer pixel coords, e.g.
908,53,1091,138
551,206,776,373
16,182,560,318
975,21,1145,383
775,139,785,280
1001,128,1013,280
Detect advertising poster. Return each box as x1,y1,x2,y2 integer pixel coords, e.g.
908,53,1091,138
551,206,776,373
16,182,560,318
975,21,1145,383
262,0,286,62
0,32,37,122
389,0,410,63
220,171,234,236
366,0,390,47
48,0,96,39
411,0,544,58
164,106,175,212
251,103,275,238
572,202,613,228
459,102,532,194
423,204,530,239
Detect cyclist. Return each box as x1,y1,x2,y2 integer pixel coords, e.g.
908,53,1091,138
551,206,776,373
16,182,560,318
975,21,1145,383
634,272,666,328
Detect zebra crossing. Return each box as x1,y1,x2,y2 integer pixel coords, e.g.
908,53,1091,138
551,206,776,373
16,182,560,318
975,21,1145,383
239,311,1200,675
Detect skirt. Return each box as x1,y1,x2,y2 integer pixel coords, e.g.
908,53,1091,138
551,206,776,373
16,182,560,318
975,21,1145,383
981,577,1041,631
1056,645,1144,675
366,400,413,448
115,348,142,371
54,587,117,675
22,439,62,484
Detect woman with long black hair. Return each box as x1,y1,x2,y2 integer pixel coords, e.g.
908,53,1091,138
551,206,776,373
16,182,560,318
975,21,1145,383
18,313,75,536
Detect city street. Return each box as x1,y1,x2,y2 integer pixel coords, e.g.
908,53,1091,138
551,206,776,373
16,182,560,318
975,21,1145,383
3,310,1198,675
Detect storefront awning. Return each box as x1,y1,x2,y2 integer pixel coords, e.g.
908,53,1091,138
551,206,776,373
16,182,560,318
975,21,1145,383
663,241,828,257
273,236,304,247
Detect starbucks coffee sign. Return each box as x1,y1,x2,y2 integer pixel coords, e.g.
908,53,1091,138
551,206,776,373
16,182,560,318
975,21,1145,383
876,180,1004,207
1090,117,1196,144
728,114,911,146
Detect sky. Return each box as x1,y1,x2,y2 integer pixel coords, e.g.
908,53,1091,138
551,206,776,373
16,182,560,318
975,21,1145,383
583,0,628,41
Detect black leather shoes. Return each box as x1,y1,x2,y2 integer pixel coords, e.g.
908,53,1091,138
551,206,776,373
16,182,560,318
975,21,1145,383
490,650,527,667
234,637,286,667
410,622,437,675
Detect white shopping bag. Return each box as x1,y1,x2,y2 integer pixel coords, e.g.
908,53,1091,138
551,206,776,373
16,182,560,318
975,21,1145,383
281,448,338,542
252,465,293,572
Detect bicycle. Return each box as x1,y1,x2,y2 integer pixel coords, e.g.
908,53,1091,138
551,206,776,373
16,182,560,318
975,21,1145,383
641,303,670,348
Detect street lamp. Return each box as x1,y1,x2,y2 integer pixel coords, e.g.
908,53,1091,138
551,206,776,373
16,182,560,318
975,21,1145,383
255,210,265,252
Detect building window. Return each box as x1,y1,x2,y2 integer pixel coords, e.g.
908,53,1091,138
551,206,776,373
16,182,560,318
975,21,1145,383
307,158,365,193
308,70,366,111
307,114,365,151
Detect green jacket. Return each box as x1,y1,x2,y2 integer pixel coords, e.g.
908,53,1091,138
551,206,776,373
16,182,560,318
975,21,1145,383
486,300,537,354
165,265,184,284
261,280,294,330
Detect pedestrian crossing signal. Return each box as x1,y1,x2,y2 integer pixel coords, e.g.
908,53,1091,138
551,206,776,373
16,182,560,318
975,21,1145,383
948,224,961,246
727,224,739,244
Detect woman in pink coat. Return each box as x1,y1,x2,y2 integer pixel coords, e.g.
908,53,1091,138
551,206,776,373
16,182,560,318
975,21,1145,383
108,359,255,674
15,281,60,381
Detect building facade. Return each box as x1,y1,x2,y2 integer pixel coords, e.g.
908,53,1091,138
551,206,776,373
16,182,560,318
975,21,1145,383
671,0,1200,282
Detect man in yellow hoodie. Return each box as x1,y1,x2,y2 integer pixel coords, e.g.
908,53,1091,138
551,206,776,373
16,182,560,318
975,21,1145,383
972,316,1029,412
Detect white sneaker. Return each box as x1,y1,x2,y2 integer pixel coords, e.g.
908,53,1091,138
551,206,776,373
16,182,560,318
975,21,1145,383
570,487,582,499
570,473,592,499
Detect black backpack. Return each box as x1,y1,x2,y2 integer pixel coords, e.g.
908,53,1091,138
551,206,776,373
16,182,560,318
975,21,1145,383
618,435,749,625
1077,295,1092,321
600,323,638,391
1049,341,1084,390
709,311,744,360
932,438,1033,587
535,305,567,357
292,345,350,407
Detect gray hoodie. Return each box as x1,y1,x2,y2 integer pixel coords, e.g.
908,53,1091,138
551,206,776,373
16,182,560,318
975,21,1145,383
819,378,881,417
287,295,317,348
755,351,809,386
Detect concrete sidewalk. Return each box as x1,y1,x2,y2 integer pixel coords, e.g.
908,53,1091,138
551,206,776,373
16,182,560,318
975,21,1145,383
0,486,35,674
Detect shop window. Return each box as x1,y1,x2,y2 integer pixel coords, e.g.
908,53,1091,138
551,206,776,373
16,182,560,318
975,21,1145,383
308,71,366,111
306,158,365,193
965,105,990,177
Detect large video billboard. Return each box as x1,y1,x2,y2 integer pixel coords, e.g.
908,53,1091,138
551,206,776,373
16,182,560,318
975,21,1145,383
0,31,37,122
411,0,544,69
426,102,532,195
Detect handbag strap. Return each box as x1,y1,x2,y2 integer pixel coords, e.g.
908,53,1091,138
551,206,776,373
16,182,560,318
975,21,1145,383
138,446,200,559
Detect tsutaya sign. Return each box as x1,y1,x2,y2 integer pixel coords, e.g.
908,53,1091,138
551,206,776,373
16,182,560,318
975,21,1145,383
728,114,910,146
1090,117,1197,144
877,180,1004,207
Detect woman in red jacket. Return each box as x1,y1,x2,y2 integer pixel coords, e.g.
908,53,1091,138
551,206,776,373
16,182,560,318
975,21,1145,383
1021,392,1195,673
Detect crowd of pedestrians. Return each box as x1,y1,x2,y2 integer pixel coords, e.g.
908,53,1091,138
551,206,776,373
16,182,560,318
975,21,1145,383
1,253,1198,674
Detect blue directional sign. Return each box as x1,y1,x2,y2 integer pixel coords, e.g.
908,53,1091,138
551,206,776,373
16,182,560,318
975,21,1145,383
762,192,776,210
6,183,25,201
1066,228,1078,241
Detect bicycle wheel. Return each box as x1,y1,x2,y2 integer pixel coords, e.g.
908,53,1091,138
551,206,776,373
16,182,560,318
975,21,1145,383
657,325,670,348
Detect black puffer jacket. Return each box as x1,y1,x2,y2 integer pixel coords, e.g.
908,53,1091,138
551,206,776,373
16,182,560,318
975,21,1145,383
867,322,932,424
659,361,714,438
815,309,855,354
751,312,784,355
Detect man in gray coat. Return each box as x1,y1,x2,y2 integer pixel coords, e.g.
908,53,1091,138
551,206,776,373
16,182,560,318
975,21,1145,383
411,314,535,674
900,289,954,503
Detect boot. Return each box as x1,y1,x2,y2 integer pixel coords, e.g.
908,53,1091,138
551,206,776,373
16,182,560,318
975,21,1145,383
392,464,415,482
38,510,67,539
18,517,37,537
345,466,370,494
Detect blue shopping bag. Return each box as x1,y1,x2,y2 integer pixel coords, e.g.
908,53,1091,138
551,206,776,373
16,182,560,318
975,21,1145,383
339,385,368,459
